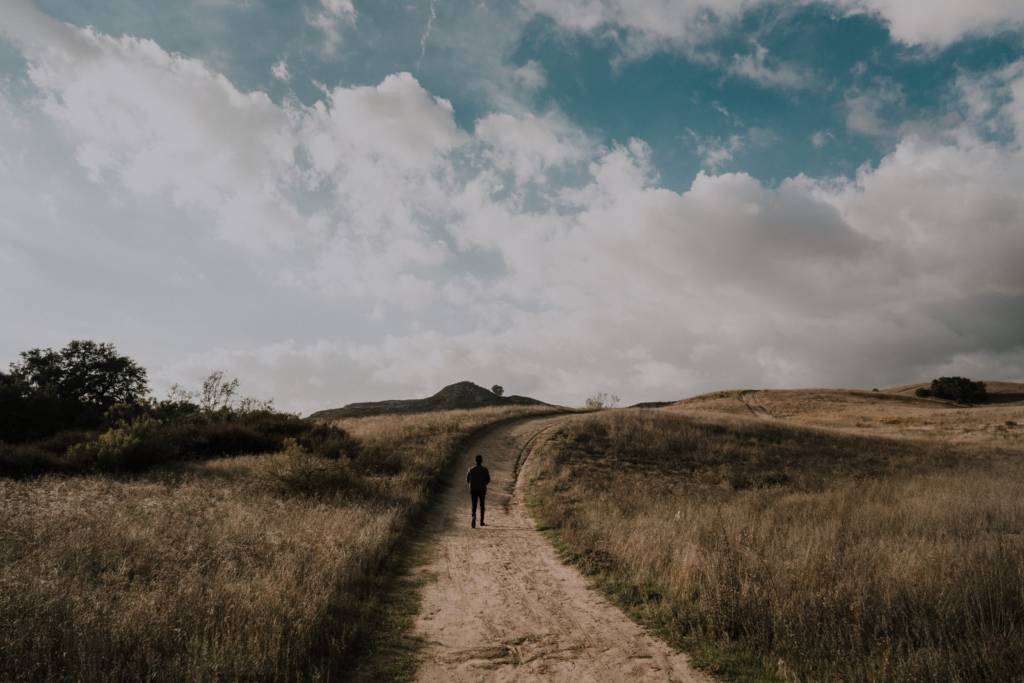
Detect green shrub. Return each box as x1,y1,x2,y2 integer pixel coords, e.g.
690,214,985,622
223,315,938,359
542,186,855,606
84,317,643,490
1,412,359,477
66,417,177,470
64,415,305,471
164,421,279,460
265,439,368,499
235,410,309,439
915,387,932,398
355,449,404,476
32,429,98,454
1,354,358,476
295,423,360,460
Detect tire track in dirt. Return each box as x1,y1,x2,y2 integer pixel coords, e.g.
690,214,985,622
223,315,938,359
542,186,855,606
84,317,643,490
738,390,772,419
411,416,713,682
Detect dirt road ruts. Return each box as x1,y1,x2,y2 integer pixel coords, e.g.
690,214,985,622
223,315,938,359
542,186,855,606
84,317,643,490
412,416,713,682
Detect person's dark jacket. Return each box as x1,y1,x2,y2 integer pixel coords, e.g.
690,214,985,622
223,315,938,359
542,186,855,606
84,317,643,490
467,464,490,492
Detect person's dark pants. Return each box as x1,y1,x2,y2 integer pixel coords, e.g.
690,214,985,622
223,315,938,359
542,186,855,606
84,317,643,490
471,490,486,524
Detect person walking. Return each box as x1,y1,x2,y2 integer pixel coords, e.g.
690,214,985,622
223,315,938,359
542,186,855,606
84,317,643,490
467,454,490,528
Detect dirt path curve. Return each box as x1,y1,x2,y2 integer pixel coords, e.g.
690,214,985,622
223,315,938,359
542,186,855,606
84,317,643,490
412,416,713,682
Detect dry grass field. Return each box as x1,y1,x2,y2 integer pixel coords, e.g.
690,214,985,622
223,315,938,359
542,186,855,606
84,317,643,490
528,399,1024,681
673,382,1024,446
0,405,553,682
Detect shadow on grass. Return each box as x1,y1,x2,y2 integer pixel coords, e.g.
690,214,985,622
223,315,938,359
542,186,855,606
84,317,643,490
334,517,435,682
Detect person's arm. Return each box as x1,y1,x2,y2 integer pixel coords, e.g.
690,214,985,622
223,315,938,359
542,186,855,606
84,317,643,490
484,468,490,486
467,468,472,484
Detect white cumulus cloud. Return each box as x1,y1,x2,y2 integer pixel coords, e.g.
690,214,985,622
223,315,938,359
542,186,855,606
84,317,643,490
475,110,591,184
2,2,1023,412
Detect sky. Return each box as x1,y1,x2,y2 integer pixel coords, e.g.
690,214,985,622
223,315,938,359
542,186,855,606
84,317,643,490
1,0,1023,413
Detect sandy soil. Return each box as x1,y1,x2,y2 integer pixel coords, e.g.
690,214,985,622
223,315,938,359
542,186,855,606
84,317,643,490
412,416,712,682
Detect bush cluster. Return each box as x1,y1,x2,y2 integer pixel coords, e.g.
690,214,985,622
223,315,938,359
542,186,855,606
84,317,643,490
916,376,988,404
265,439,367,499
2,409,357,476
1,340,357,477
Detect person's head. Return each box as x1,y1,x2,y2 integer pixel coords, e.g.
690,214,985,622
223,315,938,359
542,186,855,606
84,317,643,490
475,454,483,465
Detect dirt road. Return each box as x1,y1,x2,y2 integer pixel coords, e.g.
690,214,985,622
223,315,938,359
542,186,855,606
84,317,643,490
412,416,712,682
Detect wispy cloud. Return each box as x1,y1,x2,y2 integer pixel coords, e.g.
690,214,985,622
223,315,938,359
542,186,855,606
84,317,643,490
845,82,903,136
810,130,833,148
417,0,437,71
697,134,744,172
689,126,779,172
308,0,356,55
510,59,546,91
728,43,814,90
527,0,1024,52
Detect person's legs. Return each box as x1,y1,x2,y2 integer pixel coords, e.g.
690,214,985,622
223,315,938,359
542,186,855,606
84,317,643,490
479,490,486,526
471,491,479,528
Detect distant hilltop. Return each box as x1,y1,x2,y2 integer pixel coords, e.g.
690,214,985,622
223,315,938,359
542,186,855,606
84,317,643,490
308,381,549,420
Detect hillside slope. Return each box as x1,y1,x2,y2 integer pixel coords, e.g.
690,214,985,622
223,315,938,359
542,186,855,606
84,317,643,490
309,381,549,420
670,385,1024,445
527,408,1024,681
887,380,1024,403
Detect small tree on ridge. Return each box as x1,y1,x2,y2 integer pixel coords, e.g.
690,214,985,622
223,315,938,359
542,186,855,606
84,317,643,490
584,392,620,410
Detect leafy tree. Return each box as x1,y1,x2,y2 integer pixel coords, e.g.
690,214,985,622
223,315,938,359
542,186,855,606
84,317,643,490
1,341,147,440
10,340,148,412
929,376,988,404
491,384,504,397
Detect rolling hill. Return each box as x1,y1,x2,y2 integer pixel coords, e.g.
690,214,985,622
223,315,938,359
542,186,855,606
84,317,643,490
308,381,550,420
886,380,1024,403
668,382,1024,445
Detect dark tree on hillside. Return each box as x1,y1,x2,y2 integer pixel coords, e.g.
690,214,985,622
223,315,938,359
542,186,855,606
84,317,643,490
929,376,988,404
491,384,504,397
10,340,148,412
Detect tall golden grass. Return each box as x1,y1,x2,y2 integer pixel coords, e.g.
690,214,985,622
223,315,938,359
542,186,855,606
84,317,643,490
528,410,1024,681
0,405,552,681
